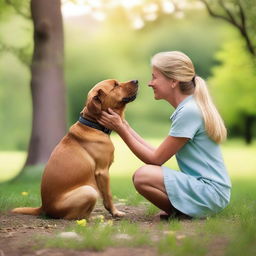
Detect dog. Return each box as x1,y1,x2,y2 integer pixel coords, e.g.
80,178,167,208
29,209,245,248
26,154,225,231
12,79,138,219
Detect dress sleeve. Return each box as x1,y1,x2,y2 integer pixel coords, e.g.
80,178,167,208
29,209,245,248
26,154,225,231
169,106,203,139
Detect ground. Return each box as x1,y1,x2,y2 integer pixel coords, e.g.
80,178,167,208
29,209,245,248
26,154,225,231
0,202,230,256
0,203,197,256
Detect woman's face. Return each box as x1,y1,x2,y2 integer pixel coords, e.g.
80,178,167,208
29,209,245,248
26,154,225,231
148,66,172,100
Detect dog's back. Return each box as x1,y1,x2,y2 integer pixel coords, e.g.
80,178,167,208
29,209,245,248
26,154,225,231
41,122,114,210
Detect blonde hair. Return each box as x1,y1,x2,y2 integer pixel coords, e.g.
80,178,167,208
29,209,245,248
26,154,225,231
151,51,227,143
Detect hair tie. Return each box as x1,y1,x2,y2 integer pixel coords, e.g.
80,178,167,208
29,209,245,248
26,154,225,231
192,75,197,85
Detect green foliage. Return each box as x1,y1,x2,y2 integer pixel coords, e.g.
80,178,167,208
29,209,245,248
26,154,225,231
0,0,32,150
209,37,256,132
200,0,256,55
0,0,32,62
0,0,30,19
0,4,243,150
64,10,229,137
0,53,31,150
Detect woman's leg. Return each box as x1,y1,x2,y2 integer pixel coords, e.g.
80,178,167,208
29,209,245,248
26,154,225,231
132,165,176,215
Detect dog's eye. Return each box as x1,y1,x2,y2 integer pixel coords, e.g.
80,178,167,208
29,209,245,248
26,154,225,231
93,95,101,102
114,82,119,87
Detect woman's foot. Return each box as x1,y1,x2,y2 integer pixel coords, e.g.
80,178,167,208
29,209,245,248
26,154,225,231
154,211,192,221
153,211,172,221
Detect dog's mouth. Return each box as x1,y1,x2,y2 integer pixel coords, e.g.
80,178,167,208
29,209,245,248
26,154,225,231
122,93,137,103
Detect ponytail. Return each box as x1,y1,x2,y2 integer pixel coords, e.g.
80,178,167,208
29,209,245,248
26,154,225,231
194,76,227,143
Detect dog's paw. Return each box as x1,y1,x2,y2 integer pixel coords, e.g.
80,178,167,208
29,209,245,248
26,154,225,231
112,210,126,218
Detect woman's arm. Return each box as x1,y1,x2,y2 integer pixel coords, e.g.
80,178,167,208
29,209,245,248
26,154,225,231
118,128,188,165
98,109,189,165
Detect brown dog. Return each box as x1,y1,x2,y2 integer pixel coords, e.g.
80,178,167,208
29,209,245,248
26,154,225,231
12,79,138,219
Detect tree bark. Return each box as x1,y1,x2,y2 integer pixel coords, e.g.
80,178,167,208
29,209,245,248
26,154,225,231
25,0,66,166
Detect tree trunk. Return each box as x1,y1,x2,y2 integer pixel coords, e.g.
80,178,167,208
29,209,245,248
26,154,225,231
244,115,255,144
25,0,66,166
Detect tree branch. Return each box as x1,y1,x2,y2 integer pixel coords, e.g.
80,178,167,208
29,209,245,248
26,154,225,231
200,0,233,24
237,0,246,29
4,0,31,19
236,0,255,55
0,41,31,67
200,0,255,56
219,0,239,28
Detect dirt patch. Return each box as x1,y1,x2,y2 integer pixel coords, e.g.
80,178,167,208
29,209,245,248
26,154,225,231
0,204,156,256
0,204,200,256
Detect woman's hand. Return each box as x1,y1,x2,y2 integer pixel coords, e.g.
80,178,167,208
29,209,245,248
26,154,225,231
97,108,126,133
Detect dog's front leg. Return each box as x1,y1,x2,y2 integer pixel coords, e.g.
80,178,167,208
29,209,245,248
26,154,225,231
95,169,125,217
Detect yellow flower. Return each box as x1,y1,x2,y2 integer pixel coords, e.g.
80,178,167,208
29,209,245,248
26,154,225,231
21,192,29,196
76,219,87,227
91,215,105,223
107,220,113,226
99,215,104,222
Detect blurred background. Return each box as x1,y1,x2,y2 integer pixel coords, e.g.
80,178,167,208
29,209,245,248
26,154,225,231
0,0,255,181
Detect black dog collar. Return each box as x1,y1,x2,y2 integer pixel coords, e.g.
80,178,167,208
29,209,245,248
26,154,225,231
78,116,112,135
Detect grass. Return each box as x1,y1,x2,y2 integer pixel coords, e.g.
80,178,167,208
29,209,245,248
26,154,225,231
42,219,152,251
0,137,256,255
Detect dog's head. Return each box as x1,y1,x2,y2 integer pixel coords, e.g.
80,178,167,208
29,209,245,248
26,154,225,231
81,79,138,119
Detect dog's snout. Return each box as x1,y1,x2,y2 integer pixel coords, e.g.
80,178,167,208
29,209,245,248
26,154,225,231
131,80,138,85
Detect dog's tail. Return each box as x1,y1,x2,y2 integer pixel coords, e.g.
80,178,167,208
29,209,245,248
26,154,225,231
11,206,42,216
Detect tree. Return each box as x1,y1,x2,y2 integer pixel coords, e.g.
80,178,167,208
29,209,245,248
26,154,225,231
200,0,256,143
200,0,256,58
0,0,66,166
209,39,256,143
1,0,66,167
25,0,66,166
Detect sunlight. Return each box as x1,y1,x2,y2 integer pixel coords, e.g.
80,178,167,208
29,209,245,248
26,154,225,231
132,16,145,30
61,0,183,29
61,1,91,17
143,3,159,21
162,0,175,14
120,0,143,9
91,10,106,21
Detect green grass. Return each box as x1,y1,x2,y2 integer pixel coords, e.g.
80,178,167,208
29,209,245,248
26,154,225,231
42,219,152,251
1,138,256,255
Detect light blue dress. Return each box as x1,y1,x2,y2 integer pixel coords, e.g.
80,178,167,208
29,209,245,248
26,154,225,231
163,95,231,218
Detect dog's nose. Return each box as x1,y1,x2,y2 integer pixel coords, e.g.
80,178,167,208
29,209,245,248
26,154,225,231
131,80,138,84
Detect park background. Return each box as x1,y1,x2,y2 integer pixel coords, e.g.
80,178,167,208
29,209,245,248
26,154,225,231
0,0,255,182
0,1,256,255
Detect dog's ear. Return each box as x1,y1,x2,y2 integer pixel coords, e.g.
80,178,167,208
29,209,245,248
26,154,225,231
83,89,106,116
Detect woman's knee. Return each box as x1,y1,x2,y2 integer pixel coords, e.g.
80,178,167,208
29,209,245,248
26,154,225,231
132,165,152,188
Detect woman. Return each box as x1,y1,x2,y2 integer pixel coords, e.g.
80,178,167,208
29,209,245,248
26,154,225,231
98,51,231,219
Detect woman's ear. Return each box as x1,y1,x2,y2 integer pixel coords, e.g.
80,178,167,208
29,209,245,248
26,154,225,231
171,80,179,89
